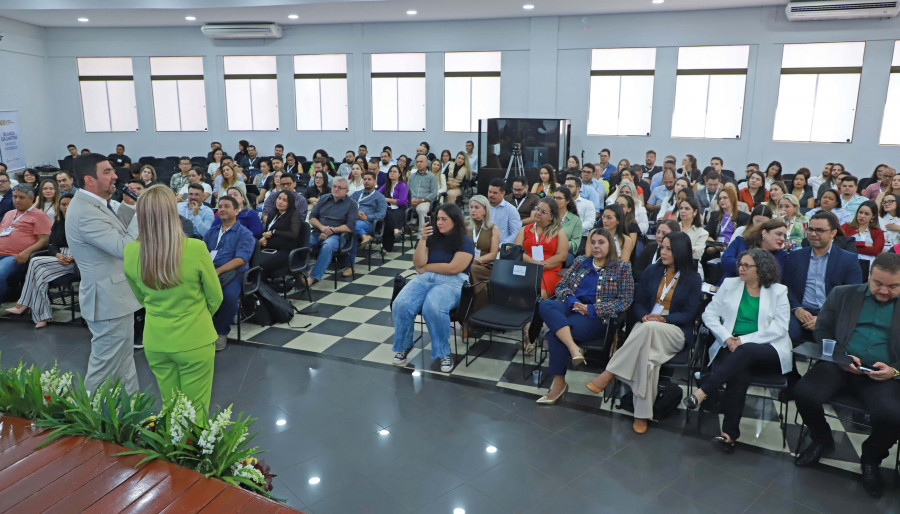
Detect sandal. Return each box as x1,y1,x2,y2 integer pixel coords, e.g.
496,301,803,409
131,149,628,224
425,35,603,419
682,394,701,410
711,435,736,454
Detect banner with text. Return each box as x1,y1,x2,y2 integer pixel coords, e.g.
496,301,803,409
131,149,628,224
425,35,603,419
0,110,25,171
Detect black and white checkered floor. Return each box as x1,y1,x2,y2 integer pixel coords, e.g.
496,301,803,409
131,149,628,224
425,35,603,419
19,246,900,476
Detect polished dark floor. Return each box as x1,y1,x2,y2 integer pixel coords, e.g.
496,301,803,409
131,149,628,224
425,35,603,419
0,323,897,513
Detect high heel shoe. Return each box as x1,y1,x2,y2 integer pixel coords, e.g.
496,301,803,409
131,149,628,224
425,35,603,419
711,435,736,453
571,348,586,367
5,305,27,316
536,383,568,405
34,320,48,329
585,373,612,394
633,418,649,434
682,394,701,410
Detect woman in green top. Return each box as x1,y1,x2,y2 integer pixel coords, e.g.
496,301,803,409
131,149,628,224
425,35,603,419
123,185,223,420
552,187,582,267
684,248,793,452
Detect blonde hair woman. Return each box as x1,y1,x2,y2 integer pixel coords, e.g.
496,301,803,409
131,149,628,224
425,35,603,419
214,163,246,201
34,179,61,220
515,197,568,299
430,158,448,195
123,185,223,420
445,151,472,206
468,194,500,284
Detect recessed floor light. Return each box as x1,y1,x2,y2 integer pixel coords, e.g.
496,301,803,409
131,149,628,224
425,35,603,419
308,476,321,485
523,4,535,9
652,0,665,4
378,429,390,436
185,16,197,21
407,10,418,15
485,445,498,453
276,419,286,426
77,17,89,22
288,14,299,20
411,370,421,377
453,509,466,514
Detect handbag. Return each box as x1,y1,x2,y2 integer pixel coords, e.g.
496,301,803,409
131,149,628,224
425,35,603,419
390,272,418,311
498,243,524,261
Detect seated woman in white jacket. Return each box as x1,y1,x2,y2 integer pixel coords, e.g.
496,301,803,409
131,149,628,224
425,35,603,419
683,248,792,453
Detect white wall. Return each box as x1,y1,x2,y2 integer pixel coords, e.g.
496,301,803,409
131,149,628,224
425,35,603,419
0,16,50,167
5,6,899,177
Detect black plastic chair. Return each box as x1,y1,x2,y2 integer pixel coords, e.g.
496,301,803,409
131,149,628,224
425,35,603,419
310,232,355,289
467,260,542,373
48,266,81,322
401,207,418,253
265,222,311,300
236,266,262,343
191,156,209,168
365,218,386,270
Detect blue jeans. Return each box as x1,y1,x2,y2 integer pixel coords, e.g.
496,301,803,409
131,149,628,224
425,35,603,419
0,254,25,302
309,234,342,280
347,220,373,267
213,273,241,336
392,272,464,360
539,299,607,376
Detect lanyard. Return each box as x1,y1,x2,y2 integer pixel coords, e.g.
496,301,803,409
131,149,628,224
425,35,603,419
513,197,525,209
359,190,373,203
472,224,483,243
532,226,548,246
8,207,32,226
268,212,282,231
719,213,731,230
214,225,230,251
658,271,680,303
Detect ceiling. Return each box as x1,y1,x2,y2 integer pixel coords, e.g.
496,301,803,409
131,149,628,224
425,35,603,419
0,0,786,28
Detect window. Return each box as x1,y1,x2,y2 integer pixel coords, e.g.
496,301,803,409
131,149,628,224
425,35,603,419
149,57,208,132
223,55,279,131
773,42,864,143
371,53,426,131
587,48,655,136
880,41,900,145
294,54,348,131
671,45,749,139
77,57,139,132
444,51,501,132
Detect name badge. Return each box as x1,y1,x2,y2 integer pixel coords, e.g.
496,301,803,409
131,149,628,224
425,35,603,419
474,249,482,258
650,303,664,315
0,228,12,237
210,250,218,260
531,245,544,261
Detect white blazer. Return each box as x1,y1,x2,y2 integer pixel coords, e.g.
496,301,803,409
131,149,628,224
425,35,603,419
701,277,792,374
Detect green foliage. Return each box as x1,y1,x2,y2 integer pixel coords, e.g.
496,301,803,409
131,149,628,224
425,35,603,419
0,352,277,499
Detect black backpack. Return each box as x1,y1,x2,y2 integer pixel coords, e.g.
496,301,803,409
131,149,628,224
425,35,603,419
616,377,684,420
251,282,294,326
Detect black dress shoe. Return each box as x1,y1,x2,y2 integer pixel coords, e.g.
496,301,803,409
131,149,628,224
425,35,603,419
861,462,884,498
794,441,834,467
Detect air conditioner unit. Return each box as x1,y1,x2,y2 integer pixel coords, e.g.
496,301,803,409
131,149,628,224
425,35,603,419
786,0,899,21
201,23,283,39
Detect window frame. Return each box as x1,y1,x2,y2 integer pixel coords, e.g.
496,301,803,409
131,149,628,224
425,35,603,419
294,53,349,132
586,47,656,137
149,56,208,132
76,57,139,133
443,51,502,133
370,53,427,132
223,55,280,132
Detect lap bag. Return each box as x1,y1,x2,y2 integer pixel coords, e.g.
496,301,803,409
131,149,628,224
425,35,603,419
616,377,683,420
498,243,524,261
251,282,294,326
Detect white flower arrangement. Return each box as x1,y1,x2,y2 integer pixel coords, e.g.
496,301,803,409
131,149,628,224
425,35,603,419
169,392,197,445
231,460,266,486
198,405,232,455
39,364,73,405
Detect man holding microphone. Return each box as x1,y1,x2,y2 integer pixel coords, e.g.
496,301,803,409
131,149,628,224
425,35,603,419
68,153,141,393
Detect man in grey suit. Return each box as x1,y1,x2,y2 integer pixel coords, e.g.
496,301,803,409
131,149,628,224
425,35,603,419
67,154,141,394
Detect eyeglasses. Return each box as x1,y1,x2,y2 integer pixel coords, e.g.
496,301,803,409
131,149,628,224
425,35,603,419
532,207,551,216
332,186,348,190
552,196,565,201
738,263,757,270
807,227,833,235
0,179,8,184
883,200,897,205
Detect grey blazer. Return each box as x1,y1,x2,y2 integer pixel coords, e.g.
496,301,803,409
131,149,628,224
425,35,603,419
65,189,141,322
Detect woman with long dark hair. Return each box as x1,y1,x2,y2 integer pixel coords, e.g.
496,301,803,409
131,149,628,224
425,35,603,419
379,165,409,254
678,198,709,260
531,164,557,198
600,204,637,262
634,220,681,282
739,170,769,210
705,188,750,260
392,203,475,373
721,218,788,282
123,185,222,420
536,228,634,404
879,193,900,252
764,161,783,188
305,169,330,206
257,190,301,278
791,168,815,210
841,200,884,259
584,232,702,434
553,187,582,265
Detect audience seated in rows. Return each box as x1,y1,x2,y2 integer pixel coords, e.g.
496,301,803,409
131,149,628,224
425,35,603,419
505,177,539,227
346,171,387,275
257,190,302,279
306,177,358,286
515,197,568,300
0,185,51,302
486,179,521,246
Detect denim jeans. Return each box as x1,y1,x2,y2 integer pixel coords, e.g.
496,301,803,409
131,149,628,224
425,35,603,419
0,254,25,302
213,273,241,336
348,220,373,266
392,271,464,360
309,234,342,280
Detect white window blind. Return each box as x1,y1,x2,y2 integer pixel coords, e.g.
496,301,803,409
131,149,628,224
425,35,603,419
294,54,348,131
671,45,750,139
223,55,279,131
77,57,139,132
371,53,426,131
880,41,900,145
150,56,208,132
444,51,501,132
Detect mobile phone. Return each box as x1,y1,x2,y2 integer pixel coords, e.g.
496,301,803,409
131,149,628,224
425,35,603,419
858,365,875,373
424,215,431,225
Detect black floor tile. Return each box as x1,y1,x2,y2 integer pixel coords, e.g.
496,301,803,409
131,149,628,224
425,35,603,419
366,311,395,327
248,327,304,346
321,338,381,360
350,295,391,310
307,318,361,336
336,283,379,296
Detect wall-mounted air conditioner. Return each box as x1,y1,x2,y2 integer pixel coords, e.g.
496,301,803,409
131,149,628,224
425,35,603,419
786,0,899,21
201,23,283,39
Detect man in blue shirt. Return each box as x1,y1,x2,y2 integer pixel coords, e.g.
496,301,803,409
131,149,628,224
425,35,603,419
238,144,261,180
647,169,676,218
580,165,604,213
307,177,358,285
486,178,522,245
177,184,215,236
203,196,255,351
596,148,616,181
346,171,387,275
838,175,866,217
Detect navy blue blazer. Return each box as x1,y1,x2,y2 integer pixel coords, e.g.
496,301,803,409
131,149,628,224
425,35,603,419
0,193,12,221
631,263,702,345
783,245,862,311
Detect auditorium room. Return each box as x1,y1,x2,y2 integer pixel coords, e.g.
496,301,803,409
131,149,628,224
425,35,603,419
0,0,899,512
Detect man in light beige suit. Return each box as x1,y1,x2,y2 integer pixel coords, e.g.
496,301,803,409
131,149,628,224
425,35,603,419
67,154,141,393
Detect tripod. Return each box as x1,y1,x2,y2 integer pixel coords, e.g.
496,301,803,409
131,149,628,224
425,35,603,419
505,144,525,180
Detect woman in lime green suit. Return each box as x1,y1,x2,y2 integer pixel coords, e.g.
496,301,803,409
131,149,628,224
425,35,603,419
124,185,223,420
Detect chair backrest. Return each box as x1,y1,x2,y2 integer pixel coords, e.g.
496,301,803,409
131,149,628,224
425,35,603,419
249,239,262,267
372,218,385,237
242,266,262,296
486,259,542,310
